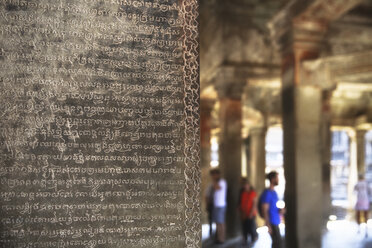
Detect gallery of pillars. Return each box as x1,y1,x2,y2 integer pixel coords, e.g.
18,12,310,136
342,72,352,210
200,0,372,247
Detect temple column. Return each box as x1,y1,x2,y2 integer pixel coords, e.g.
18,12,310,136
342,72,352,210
356,129,367,176
321,91,332,226
348,129,358,210
279,20,328,248
248,127,267,196
269,2,366,246
347,129,366,209
282,84,324,248
216,80,245,238
248,126,267,227
200,99,216,225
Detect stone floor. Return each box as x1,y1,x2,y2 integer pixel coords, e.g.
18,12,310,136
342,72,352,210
322,221,372,248
202,224,282,248
202,220,372,248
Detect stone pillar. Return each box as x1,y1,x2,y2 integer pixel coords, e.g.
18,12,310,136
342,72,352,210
248,127,267,195
216,81,244,238
200,99,216,225
218,97,242,238
201,100,215,169
269,1,366,247
356,130,367,176
248,126,267,227
321,91,332,226
241,137,249,178
347,129,366,210
348,129,358,210
282,85,324,248
280,20,328,248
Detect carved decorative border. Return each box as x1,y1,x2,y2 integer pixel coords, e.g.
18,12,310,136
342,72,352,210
181,0,201,247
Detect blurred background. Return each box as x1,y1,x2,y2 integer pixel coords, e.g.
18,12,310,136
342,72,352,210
199,0,372,247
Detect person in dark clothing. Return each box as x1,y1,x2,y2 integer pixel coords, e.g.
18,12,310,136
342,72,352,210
205,184,214,237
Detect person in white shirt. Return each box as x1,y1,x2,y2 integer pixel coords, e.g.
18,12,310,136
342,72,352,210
209,168,227,244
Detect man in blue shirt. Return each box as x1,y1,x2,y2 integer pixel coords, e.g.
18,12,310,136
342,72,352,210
262,171,282,248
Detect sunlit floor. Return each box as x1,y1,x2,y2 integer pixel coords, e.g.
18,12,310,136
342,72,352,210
202,223,284,248
202,220,372,248
323,220,372,248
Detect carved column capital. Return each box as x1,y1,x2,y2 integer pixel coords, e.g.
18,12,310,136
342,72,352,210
213,66,249,100
249,126,267,136
269,0,363,55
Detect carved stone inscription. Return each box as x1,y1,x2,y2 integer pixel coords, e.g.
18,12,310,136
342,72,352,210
0,0,200,247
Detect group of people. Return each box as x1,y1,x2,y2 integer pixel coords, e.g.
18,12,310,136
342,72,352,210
206,169,372,247
206,169,283,247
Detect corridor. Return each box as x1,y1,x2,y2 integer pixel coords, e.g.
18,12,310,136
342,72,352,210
200,0,372,247
202,220,372,248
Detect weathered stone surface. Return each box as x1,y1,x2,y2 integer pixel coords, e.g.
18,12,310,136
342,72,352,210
301,51,372,121
0,0,200,247
218,98,242,238
200,0,283,94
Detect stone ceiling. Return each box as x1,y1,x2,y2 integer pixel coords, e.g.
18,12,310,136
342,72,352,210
200,0,372,128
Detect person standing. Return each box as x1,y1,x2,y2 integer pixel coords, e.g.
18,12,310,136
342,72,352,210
205,184,214,237
354,174,370,236
209,168,227,244
262,171,282,248
239,179,258,246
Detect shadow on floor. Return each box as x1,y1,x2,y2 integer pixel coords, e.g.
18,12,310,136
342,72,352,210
202,227,278,248
202,237,241,248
